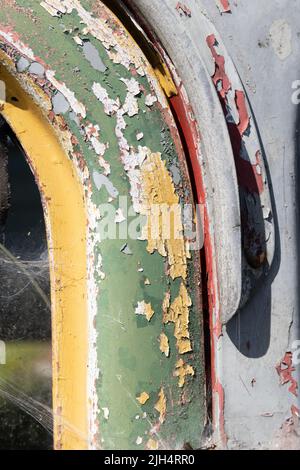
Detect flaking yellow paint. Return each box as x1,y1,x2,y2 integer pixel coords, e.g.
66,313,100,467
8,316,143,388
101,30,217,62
0,59,88,450
141,152,188,280
163,283,192,355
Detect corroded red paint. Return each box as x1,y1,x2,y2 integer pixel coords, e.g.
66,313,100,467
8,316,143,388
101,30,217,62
170,85,224,442
206,35,264,196
291,405,300,418
206,34,231,99
219,0,231,13
276,352,298,397
235,90,249,137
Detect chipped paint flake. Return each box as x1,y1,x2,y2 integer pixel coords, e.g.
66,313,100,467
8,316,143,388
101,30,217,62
40,0,67,14
136,132,144,141
135,301,154,322
102,407,110,420
120,77,140,96
140,151,188,280
145,94,157,107
92,82,120,115
73,35,83,46
174,358,195,388
216,0,231,14
0,29,35,59
123,92,139,117
136,392,150,405
136,436,143,445
155,388,167,424
147,438,159,450
85,123,110,175
159,333,170,357
163,283,192,354
40,1,62,16
276,352,298,397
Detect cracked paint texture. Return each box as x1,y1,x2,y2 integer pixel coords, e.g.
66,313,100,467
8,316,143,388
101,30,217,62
0,0,205,450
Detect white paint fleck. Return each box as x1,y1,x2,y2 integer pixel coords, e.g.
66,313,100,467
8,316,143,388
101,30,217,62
40,1,61,16
123,93,139,117
92,82,120,115
145,93,158,107
136,132,144,141
0,30,35,59
136,436,143,445
102,407,110,420
120,77,141,96
73,35,83,46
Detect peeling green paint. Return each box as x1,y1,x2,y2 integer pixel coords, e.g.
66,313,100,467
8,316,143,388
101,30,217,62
0,0,205,450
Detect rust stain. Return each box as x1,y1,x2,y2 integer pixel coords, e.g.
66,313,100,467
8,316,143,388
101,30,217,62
174,358,194,388
159,333,170,357
163,283,192,354
276,352,298,397
154,388,167,424
206,34,231,99
136,392,150,405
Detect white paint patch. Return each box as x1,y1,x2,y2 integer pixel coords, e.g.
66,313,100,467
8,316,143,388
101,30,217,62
120,77,141,96
92,82,120,115
102,407,110,420
123,93,139,117
269,19,292,61
145,94,158,107
85,124,110,175
40,0,66,15
73,35,83,46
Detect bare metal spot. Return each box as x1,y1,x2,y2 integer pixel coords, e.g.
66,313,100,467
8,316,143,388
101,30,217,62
83,41,106,72
93,171,118,198
17,57,30,72
28,62,45,77
52,92,70,115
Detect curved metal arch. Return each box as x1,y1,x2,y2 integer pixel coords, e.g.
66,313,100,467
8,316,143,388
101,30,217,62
0,55,89,449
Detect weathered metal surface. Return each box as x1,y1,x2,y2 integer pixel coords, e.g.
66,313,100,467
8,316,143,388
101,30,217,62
0,0,205,450
128,0,300,449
